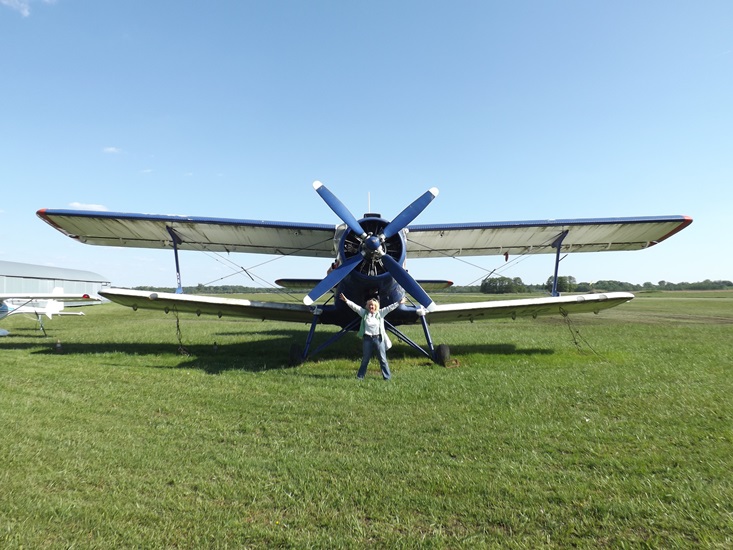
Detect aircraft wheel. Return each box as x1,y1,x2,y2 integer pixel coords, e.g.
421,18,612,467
289,344,304,367
435,344,451,367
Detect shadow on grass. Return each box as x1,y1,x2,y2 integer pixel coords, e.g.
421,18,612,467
447,343,554,356
2,328,555,375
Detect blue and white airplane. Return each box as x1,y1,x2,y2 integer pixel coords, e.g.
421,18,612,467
0,289,99,336
37,182,692,365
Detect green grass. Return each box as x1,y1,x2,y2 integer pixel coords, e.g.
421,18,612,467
1,291,732,548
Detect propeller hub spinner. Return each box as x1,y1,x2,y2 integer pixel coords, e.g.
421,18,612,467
362,234,384,257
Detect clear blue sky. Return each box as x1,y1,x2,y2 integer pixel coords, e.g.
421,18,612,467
2,1,730,290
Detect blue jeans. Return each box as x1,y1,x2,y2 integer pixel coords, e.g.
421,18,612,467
358,335,391,380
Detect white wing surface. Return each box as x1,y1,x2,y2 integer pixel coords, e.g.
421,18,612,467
99,288,315,324
38,210,691,260
38,210,338,258
405,216,692,258
100,288,633,327
426,292,634,323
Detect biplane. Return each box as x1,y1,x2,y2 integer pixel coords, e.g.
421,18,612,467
37,182,691,365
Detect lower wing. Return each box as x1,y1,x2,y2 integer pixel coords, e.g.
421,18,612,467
425,292,634,323
99,288,316,324
100,288,633,328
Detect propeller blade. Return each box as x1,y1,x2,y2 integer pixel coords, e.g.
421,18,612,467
381,255,436,311
382,187,439,240
303,254,362,306
313,181,367,238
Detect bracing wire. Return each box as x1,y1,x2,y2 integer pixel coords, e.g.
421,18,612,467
407,231,562,286
190,236,336,302
165,237,336,349
173,307,190,356
559,307,604,359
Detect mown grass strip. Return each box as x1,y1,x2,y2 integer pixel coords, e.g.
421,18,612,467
0,292,731,547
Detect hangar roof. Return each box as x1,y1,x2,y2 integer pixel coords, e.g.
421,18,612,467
0,260,109,283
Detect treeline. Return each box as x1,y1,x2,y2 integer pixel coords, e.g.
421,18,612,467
134,278,732,295
479,276,733,294
577,279,733,292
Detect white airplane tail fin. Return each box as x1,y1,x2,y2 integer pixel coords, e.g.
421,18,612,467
44,300,65,319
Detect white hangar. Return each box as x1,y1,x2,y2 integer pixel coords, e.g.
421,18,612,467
0,260,110,296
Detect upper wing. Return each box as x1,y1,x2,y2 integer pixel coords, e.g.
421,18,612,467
424,292,634,323
38,209,691,261
99,288,316,324
405,216,692,258
37,209,339,258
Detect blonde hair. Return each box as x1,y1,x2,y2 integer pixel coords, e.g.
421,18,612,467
366,298,379,308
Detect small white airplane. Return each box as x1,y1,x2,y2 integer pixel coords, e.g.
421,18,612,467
37,182,692,364
0,290,99,336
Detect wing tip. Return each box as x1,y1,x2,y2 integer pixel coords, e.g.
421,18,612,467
649,215,694,246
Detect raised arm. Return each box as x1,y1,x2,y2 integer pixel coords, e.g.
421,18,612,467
380,297,406,316
340,293,365,316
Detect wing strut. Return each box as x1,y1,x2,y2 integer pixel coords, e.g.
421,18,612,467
166,226,185,294
551,230,569,297
36,312,48,336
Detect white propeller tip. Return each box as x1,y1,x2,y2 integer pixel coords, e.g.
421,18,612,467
429,187,439,197
303,296,314,306
312,181,323,190
425,301,437,312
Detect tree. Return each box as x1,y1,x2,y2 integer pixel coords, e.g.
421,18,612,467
481,276,526,294
544,275,576,294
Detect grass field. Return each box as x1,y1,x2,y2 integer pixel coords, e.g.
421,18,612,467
1,291,731,548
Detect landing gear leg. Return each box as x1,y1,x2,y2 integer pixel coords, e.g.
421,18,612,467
292,297,359,365
383,315,452,367
418,313,452,366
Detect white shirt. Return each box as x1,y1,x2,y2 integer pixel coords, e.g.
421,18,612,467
363,312,380,336
343,296,402,338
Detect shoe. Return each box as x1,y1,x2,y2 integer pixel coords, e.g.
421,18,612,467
357,376,364,381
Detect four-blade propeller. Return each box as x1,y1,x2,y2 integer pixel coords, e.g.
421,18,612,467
303,181,438,311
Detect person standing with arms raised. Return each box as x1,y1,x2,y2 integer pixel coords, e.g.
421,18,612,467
339,293,406,380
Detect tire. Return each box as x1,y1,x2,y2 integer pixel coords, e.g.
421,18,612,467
289,343,304,367
434,344,450,367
